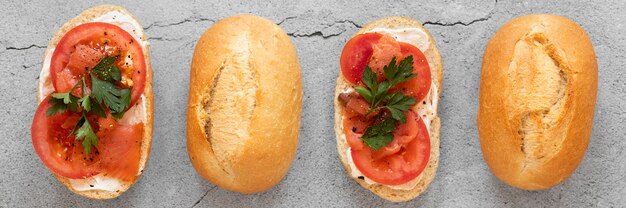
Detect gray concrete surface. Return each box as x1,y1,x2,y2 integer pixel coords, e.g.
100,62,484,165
1,0,625,207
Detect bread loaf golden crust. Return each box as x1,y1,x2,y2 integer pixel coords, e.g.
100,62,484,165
186,15,302,194
477,14,597,190
37,5,153,199
334,16,442,202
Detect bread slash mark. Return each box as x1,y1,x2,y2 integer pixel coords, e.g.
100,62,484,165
506,26,573,171
201,32,256,177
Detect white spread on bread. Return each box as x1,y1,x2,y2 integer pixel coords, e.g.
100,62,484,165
119,95,148,126
38,49,55,101
343,27,437,190
368,28,430,52
416,81,439,130
39,11,148,192
68,175,123,192
93,11,148,48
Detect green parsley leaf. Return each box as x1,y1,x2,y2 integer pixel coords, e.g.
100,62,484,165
360,118,396,150
75,116,98,155
47,91,79,115
78,95,91,112
354,67,383,111
385,56,417,86
90,98,107,118
362,65,377,90
46,97,68,116
51,92,72,104
91,56,122,82
90,73,131,115
354,86,372,103
111,89,131,119
383,92,416,123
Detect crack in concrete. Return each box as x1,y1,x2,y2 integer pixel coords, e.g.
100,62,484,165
143,17,215,42
277,16,298,25
148,37,184,42
278,15,361,27
288,31,341,38
284,19,362,38
5,44,45,51
327,19,362,29
144,17,216,31
190,186,217,208
180,40,197,50
21,63,39,70
424,0,498,27
423,17,490,27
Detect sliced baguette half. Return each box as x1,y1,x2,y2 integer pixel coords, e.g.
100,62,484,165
37,5,153,199
334,16,442,202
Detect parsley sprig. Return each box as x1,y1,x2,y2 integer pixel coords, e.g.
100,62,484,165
353,56,417,150
359,118,396,150
46,55,132,155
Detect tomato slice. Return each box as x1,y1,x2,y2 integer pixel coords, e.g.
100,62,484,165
340,33,382,85
98,123,143,181
349,111,430,185
50,22,146,106
391,43,432,102
31,96,100,179
32,96,143,180
343,114,371,151
369,34,402,80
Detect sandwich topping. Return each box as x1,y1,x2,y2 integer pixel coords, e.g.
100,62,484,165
339,31,434,188
32,21,146,186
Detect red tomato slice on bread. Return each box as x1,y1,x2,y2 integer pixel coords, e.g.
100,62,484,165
98,123,143,181
31,97,100,179
32,96,143,180
392,42,432,102
50,22,146,106
340,33,383,85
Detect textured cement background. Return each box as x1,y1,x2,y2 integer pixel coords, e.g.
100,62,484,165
1,0,625,207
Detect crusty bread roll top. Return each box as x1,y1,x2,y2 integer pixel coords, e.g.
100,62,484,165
478,14,597,190
186,15,302,194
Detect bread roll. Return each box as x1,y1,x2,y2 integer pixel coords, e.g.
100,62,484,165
477,14,597,190
334,16,443,202
37,5,154,199
186,15,302,193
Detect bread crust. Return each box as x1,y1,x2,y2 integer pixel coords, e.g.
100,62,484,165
477,14,597,190
36,5,153,199
334,16,443,202
186,15,302,194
